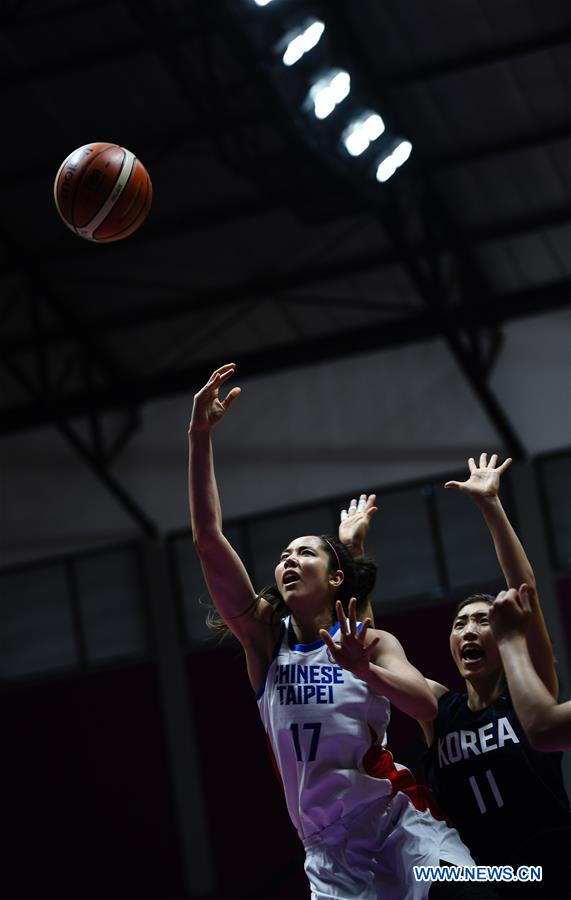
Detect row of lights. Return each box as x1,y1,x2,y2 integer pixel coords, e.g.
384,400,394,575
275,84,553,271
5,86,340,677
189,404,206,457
252,3,412,183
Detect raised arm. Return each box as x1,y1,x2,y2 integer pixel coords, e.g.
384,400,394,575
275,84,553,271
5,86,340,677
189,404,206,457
320,598,437,721
189,364,280,685
338,493,378,623
338,496,443,728
490,586,571,751
445,452,557,698
339,494,378,558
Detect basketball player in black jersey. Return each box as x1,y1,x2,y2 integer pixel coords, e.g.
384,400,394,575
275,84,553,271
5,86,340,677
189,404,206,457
490,585,571,752
418,454,571,896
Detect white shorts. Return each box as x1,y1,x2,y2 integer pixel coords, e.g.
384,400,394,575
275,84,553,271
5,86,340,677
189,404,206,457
303,791,474,900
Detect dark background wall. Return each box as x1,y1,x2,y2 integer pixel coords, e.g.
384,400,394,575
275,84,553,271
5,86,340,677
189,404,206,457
3,565,569,900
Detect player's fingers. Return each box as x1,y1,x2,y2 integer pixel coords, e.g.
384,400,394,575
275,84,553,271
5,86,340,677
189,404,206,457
195,373,221,402
208,363,235,383
444,481,461,490
340,509,348,522
217,366,237,387
468,457,477,474
320,630,339,655
367,636,381,654
348,597,358,636
489,453,498,469
518,584,532,612
496,457,513,475
365,494,378,517
480,452,487,468
336,600,349,636
221,386,241,410
359,618,372,643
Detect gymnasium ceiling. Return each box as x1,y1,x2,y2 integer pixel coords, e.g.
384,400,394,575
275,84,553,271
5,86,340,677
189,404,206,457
1,0,571,462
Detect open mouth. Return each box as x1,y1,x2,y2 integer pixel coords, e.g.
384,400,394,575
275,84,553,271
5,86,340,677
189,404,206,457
461,645,484,662
283,572,301,586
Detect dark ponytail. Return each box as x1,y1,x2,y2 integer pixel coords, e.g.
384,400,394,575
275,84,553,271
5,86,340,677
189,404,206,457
317,535,377,616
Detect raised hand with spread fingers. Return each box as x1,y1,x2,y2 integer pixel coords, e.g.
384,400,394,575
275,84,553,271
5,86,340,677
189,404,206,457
319,597,436,720
444,452,512,499
338,493,378,557
320,597,380,679
441,450,557,703
189,362,241,434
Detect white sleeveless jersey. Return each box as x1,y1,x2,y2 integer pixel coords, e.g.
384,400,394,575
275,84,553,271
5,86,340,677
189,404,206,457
257,617,393,841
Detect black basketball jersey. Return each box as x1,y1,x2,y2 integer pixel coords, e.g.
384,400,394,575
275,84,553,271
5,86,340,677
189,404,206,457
424,687,570,867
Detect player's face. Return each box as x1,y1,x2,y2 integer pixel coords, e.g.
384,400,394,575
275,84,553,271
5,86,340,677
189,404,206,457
275,536,339,609
449,601,502,681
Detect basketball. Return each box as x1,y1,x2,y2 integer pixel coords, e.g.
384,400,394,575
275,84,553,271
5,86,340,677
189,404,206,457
53,142,152,242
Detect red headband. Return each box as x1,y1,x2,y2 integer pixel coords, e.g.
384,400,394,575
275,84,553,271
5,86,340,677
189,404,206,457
323,538,343,573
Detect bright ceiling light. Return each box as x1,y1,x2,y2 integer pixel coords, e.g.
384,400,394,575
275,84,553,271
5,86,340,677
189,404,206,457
375,140,413,183
309,69,351,119
342,112,385,157
282,20,325,67
253,0,274,6
376,156,397,183
392,140,413,166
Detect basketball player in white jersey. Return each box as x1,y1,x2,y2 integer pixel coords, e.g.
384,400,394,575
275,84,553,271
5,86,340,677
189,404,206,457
188,364,496,900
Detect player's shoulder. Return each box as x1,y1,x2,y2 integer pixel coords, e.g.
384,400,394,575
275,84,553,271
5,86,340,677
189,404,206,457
426,679,451,700
367,628,403,649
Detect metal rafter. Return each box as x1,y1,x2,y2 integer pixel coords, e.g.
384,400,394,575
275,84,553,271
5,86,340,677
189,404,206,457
1,280,568,434
2,194,570,357
0,218,155,531
1,351,157,536
3,180,570,288
336,2,527,455
431,121,571,169
4,11,570,91
221,0,527,458
385,26,571,87
3,111,571,194
0,0,568,446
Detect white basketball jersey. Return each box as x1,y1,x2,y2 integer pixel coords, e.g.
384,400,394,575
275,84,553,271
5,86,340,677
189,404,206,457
257,617,392,841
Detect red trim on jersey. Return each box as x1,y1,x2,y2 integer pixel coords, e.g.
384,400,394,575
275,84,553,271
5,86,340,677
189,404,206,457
265,732,285,791
363,728,449,823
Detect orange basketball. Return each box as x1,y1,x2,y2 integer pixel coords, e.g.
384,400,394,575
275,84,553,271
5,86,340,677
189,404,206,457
53,142,152,242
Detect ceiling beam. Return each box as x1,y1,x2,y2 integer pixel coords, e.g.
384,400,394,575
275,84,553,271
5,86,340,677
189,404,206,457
4,112,570,193
431,122,571,169
386,27,571,87
1,281,568,434
325,0,531,456
3,201,571,352
5,15,570,92
1,353,158,536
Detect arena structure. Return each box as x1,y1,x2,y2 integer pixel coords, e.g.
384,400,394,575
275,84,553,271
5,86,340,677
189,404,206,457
1,2,570,898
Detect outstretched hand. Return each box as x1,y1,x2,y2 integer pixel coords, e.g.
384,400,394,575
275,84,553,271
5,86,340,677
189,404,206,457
338,494,378,552
320,598,380,679
489,584,533,644
444,452,512,499
189,363,241,433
